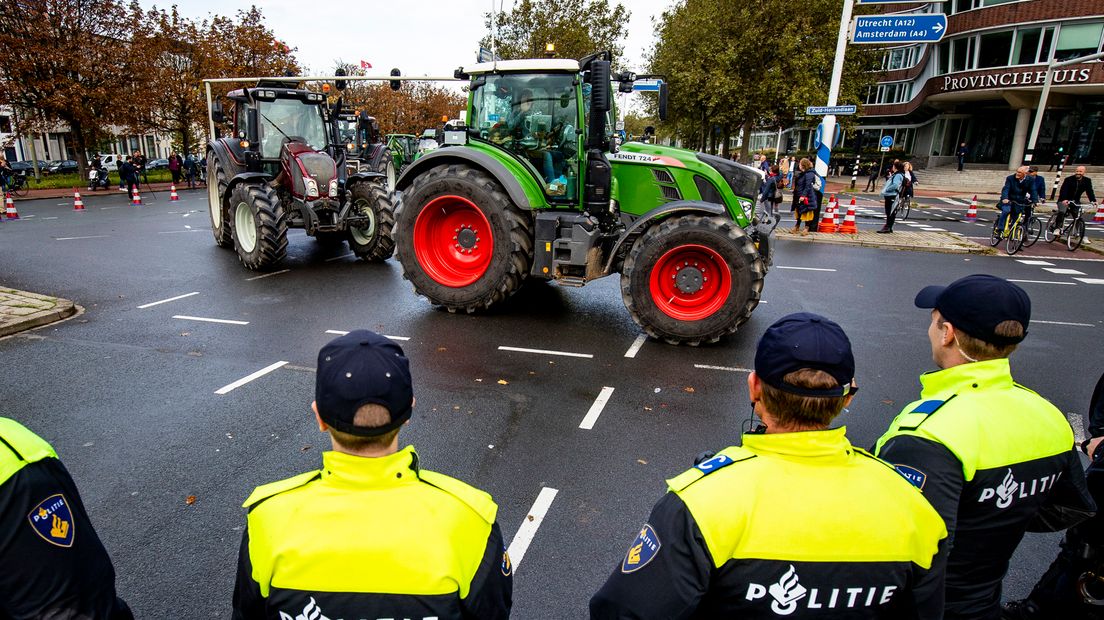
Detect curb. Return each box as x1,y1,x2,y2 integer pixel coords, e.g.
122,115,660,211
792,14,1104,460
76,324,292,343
775,230,993,255
0,293,78,338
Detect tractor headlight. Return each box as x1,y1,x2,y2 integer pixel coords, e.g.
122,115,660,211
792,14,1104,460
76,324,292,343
305,177,319,199
328,179,338,198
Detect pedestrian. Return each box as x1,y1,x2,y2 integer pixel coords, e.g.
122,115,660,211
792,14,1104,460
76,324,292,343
903,161,918,203
778,155,790,188
232,330,512,620
864,161,879,192
184,155,198,189
0,156,12,192
115,156,125,191
121,156,138,201
877,160,906,233
168,152,181,185
791,158,818,236
996,166,1034,233
131,150,146,185
1048,148,1064,172
199,155,207,184
956,142,968,172
875,274,1095,620
1003,371,1104,619
0,417,133,619
1052,165,1097,231
590,313,948,619
759,153,771,173
758,164,783,219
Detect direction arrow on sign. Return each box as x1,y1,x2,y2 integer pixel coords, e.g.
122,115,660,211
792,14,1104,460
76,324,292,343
851,14,948,44
807,105,858,116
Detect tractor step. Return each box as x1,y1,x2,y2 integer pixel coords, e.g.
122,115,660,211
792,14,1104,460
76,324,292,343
556,276,588,288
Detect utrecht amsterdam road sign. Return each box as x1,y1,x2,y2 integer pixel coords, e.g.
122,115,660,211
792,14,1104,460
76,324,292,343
806,105,858,116
851,14,948,44
632,79,663,92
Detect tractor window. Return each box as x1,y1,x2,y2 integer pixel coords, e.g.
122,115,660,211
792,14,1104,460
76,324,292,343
471,73,580,201
257,98,328,159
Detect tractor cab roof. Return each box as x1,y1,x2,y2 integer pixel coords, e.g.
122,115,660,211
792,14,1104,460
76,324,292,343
226,86,326,105
462,58,580,75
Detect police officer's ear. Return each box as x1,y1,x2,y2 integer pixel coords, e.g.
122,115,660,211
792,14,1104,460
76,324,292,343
747,372,763,405
311,401,328,433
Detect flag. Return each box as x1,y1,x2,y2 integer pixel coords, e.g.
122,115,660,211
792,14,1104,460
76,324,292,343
360,60,372,69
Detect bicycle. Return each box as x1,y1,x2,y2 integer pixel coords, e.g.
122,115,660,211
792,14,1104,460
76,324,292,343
991,200,1029,255
1022,202,1043,249
2,172,30,198
892,191,911,221
1045,201,1089,252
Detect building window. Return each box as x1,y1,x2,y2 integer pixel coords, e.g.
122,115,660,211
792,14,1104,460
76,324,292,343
1013,28,1041,65
952,37,972,72
938,41,950,74
0,116,10,133
1055,22,1104,61
977,31,1014,68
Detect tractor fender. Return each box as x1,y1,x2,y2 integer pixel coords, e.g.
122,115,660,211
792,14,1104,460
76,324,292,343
365,144,388,170
603,201,728,274
347,171,384,186
394,147,537,210
226,172,273,193
207,138,245,177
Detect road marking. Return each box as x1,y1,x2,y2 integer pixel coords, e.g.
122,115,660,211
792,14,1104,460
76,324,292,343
324,329,410,341
923,227,947,231
214,361,289,395
498,345,593,359
506,487,558,572
1033,320,1094,327
694,364,753,373
55,202,67,206
939,197,964,206
157,229,204,234
1074,278,1104,285
1017,260,1054,265
172,315,249,325
42,216,58,220
1042,267,1086,275
1008,279,1076,285
325,252,355,262
624,334,647,358
137,292,199,309
1070,413,1086,443
56,235,109,241
101,206,120,210
245,269,290,281
579,387,616,430
775,266,836,272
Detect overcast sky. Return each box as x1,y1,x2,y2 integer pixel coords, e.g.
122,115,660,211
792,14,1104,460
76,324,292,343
146,0,675,77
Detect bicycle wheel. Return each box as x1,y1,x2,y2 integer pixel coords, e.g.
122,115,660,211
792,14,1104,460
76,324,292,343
1044,213,1060,243
989,220,1002,247
901,199,912,220
11,178,28,198
1067,218,1085,251
1023,216,1042,248
1006,220,1025,255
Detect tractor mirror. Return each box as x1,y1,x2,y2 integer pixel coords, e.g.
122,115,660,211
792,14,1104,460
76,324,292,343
658,83,669,122
390,68,402,91
335,67,348,91
247,108,259,144
211,101,225,124
589,60,611,113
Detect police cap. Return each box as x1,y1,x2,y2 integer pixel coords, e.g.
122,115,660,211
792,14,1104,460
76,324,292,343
316,330,413,437
754,312,856,397
914,274,1030,345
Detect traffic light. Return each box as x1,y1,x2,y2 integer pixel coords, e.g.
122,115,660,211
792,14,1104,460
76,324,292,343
390,68,401,91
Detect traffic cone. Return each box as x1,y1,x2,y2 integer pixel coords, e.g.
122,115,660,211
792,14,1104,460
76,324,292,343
817,202,837,233
132,189,142,206
827,193,838,215
5,192,18,219
838,198,858,233
170,185,179,201
1094,203,1104,223
966,195,978,221
73,190,85,211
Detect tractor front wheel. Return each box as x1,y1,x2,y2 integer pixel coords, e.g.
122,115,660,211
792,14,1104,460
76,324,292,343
347,182,395,261
621,215,764,345
394,164,532,312
230,183,288,270
207,155,233,248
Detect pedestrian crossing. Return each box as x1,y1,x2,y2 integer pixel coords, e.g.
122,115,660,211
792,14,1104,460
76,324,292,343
1013,259,1104,286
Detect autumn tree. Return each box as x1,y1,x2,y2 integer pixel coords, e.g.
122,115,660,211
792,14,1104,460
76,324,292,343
480,0,630,66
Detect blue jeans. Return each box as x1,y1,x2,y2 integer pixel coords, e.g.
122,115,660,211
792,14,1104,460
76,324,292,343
997,202,1022,231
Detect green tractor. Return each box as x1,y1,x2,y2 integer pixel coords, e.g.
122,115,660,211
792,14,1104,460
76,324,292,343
387,133,420,175
335,109,397,191
393,53,772,345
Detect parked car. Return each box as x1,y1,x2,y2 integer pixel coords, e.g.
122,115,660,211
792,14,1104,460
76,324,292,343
146,158,169,170
47,160,78,175
9,160,48,174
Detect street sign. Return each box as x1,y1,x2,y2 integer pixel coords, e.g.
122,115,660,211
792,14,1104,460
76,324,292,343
477,47,502,63
851,15,948,44
632,79,663,92
879,135,893,152
806,105,857,116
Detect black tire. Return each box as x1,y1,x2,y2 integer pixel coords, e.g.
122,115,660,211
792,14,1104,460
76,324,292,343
394,163,532,312
990,220,1002,247
346,182,395,261
1068,218,1085,251
1006,220,1024,255
207,154,233,248
1044,212,1060,243
621,215,765,346
1024,215,1042,248
11,177,28,197
374,150,397,193
229,183,287,270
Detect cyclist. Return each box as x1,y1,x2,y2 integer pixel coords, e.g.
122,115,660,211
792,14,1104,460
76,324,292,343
0,157,12,192
1028,166,1047,207
1054,166,1097,230
997,166,1035,233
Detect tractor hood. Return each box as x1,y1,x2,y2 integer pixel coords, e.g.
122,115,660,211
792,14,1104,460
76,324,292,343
612,142,765,202
283,141,337,200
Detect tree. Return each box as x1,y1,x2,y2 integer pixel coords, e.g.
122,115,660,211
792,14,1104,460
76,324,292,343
329,62,466,136
480,0,630,65
0,0,144,176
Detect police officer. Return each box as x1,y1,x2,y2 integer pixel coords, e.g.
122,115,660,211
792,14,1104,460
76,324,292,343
591,313,948,619
876,275,1095,620
0,417,132,619
232,330,511,620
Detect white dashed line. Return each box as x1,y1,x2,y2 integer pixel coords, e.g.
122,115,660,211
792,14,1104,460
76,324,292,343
101,206,120,210
775,266,837,272
922,227,947,232
157,229,204,234
245,269,291,281
694,364,753,373
498,346,593,359
624,334,647,358
325,252,356,262
1033,320,1094,327
579,387,616,430
1042,268,1086,275
172,315,249,325
324,329,410,340
42,216,58,220
506,487,559,573
214,361,289,395
137,292,199,309
56,235,109,241
1008,279,1077,285
1075,278,1104,285
1017,260,1055,265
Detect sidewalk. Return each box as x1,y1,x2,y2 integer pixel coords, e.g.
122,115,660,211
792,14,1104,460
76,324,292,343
11,182,205,201
774,228,990,254
0,287,78,338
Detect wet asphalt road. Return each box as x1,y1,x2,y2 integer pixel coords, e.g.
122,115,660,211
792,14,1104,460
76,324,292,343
1,188,1103,618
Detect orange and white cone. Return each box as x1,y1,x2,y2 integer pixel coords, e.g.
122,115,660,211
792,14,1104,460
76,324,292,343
827,194,838,216
5,192,18,219
1094,203,1104,223
838,198,858,234
966,195,978,221
817,202,837,233
132,189,142,206
169,185,179,201
74,190,85,211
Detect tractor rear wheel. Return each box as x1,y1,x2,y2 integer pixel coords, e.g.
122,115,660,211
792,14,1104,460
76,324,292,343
621,215,764,346
375,151,397,193
347,182,395,261
207,155,233,248
395,164,532,312
230,183,288,270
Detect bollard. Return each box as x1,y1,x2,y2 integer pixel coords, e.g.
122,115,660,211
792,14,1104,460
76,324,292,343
850,153,860,190
1050,156,1066,200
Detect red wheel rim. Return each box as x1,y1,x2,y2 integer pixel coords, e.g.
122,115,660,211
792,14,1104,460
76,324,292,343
648,244,732,321
413,195,494,287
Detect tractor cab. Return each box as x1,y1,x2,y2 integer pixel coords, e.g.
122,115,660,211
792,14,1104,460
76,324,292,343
335,109,381,172
223,83,331,171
